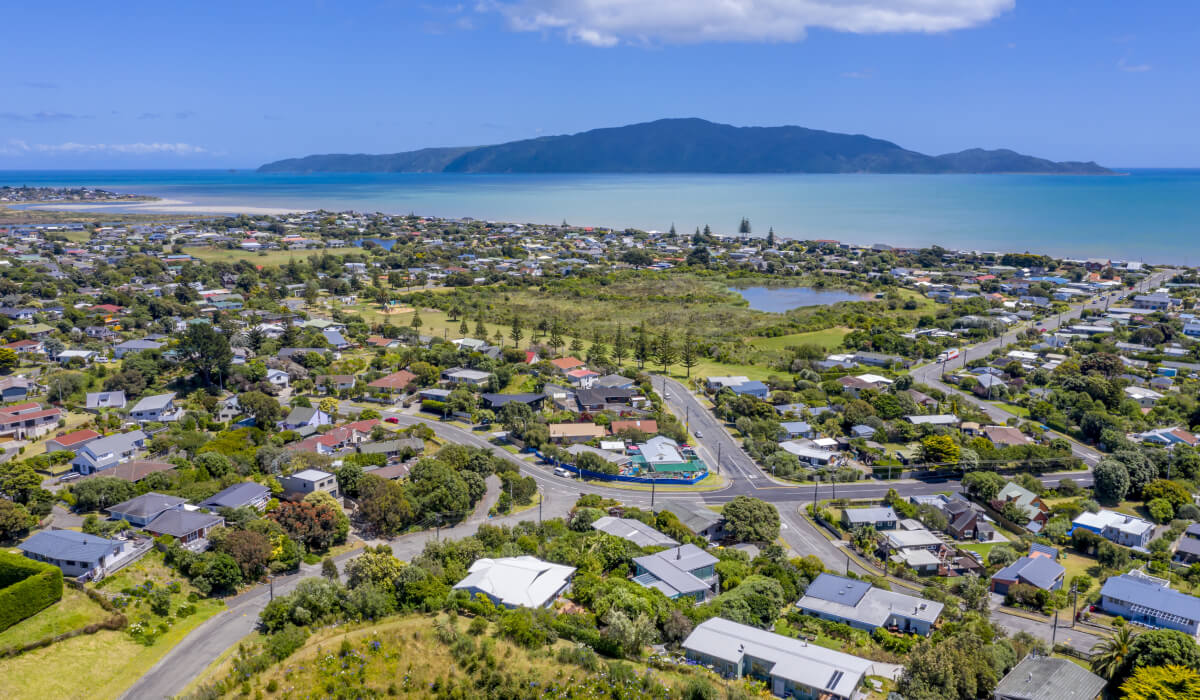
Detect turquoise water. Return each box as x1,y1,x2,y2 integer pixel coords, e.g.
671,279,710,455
732,286,872,312
2,169,1198,262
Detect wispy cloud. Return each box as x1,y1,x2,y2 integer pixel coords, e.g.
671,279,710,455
2,140,209,156
0,111,90,122
1118,57,1151,73
479,0,1015,46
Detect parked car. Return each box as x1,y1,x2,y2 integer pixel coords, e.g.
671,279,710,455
554,467,572,478
385,416,400,424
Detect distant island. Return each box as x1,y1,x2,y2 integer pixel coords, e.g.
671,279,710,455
259,118,1112,175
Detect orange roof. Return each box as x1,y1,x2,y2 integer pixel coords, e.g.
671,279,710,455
49,428,100,446
550,357,585,371
368,370,416,390
610,420,657,435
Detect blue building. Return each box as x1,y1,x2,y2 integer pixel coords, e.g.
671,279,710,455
1100,571,1200,636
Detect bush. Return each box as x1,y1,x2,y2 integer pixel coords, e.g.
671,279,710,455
0,552,64,632
266,624,309,660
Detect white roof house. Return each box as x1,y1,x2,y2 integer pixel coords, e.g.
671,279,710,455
452,556,575,609
682,617,872,700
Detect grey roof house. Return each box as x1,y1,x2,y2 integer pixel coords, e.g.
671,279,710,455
632,544,719,601
200,482,271,511
107,492,186,527
19,530,124,579
994,654,1106,700
85,390,127,411
797,573,943,636
591,516,677,548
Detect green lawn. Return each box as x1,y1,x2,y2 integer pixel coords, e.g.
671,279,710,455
749,327,852,352
958,542,1004,558
0,587,111,651
989,401,1031,418
182,246,366,266
1059,550,1102,594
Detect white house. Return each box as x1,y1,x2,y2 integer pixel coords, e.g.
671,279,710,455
266,369,290,389
129,393,182,423
452,556,575,609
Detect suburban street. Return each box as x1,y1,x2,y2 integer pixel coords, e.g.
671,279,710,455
122,272,1178,697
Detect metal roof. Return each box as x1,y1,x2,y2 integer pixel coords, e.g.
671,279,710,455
994,655,1106,700
19,530,120,564
1101,572,1200,622
200,482,269,509
993,556,1065,590
682,618,871,698
146,509,223,538
632,544,717,597
108,492,185,518
592,516,677,548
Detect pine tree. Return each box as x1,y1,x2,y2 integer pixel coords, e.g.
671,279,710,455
634,324,650,369
611,325,628,366
653,331,678,374
509,315,524,347
548,319,564,355
475,316,487,339
410,309,422,330
669,223,677,237
569,337,584,355
680,331,700,377
739,217,751,234
767,227,775,247
588,342,609,366
703,224,712,238
536,319,549,338
492,329,504,347
459,317,469,335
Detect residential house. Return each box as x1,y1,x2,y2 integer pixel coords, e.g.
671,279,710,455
990,556,1065,594
547,422,606,444
451,556,575,609
129,393,181,423
549,357,586,375
315,374,356,394
1174,524,1200,565
632,544,719,601
85,390,127,411
779,421,814,439
727,380,769,399
591,516,677,548
982,425,1031,447
778,441,837,466
72,430,147,474
112,338,164,359
565,368,600,388
279,468,339,499
994,654,1106,700
44,428,100,453
1100,571,1200,636
797,573,944,636
1125,385,1164,408
836,374,893,398
1071,510,1155,549
57,349,99,365
0,403,62,439
106,492,187,527
0,376,34,401
199,482,271,511
841,506,898,531
575,387,639,412
367,370,417,393
705,376,751,392
480,393,545,411
943,499,991,541
358,438,425,460
266,369,290,390
279,406,332,431
991,482,1050,531
884,529,945,574
441,367,492,386
664,503,725,542
682,617,873,700
145,509,224,545
18,530,124,579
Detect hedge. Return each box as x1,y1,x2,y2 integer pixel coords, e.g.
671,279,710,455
0,551,64,632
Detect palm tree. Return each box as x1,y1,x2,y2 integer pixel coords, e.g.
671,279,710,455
1091,625,1137,680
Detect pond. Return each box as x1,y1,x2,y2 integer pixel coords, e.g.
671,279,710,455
731,286,874,313
355,237,396,250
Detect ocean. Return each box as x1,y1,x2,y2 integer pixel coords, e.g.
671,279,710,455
3,169,1199,263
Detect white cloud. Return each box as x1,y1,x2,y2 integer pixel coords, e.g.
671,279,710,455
2,140,208,155
1118,57,1150,73
481,0,1014,46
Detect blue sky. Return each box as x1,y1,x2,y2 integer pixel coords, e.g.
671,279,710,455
1,1,1193,168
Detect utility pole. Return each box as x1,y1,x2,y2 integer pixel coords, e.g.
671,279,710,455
1071,582,1078,628
717,442,722,475
1051,609,1059,648
269,575,274,601
650,474,657,511
538,487,543,525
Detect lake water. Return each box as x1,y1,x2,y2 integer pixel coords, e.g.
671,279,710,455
732,286,873,312
3,169,1200,262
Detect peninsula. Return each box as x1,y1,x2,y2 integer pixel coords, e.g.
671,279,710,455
259,118,1112,175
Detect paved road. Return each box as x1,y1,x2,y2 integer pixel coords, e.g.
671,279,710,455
910,269,1175,467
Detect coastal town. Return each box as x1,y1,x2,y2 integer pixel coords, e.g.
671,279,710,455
0,203,1198,700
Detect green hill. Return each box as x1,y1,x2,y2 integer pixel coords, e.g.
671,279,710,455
258,118,1111,175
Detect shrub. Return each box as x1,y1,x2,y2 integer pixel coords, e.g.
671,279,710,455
265,624,309,660
0,552,64,632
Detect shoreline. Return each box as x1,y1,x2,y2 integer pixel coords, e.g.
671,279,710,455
13,198,295,216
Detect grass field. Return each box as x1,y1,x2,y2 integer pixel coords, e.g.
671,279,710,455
182,246,366,266
0,588,111,651
749,327,852,351
1059,550,1102,594
190,613,803,700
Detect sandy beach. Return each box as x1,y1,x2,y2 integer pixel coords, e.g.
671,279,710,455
17,198,297,216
